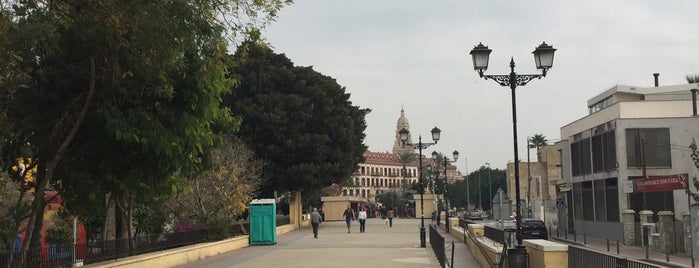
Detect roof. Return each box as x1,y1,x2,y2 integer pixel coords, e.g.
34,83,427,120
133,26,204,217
587,83,698,107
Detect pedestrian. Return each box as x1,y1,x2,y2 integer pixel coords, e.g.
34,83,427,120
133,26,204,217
343,204,355,233
387,207,395,227
310,207,321,238
358,206,367,233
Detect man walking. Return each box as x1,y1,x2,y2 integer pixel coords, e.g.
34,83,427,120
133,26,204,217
311,207,322,238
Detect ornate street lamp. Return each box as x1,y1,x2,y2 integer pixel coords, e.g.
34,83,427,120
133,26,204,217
469,42,556,251
433,150,459,232
400,127,441,248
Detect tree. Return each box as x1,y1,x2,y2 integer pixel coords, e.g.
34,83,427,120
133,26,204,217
225,41,370,196
0,0,290,250
394,152,416,204
686,74,699,84
166,135,264,234
529,134,548,162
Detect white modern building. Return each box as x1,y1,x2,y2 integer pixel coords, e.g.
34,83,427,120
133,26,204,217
556,78,699,240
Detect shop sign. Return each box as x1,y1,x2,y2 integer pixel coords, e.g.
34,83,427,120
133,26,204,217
635,174,687,192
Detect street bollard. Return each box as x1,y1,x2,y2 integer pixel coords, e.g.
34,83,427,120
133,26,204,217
573,232,576,242
606,238,609,252
584,233,587,245
565,230,567,240
645,245,649,259
556,227,559,237
616,240,620,254
666,247,670,262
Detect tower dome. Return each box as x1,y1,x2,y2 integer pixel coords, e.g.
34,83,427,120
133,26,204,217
393,107,414,155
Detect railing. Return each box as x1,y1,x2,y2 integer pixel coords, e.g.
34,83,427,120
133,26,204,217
429,224,446,268
1,215,291,267
568,244,663,268
484,225,505,244
463,224,499,268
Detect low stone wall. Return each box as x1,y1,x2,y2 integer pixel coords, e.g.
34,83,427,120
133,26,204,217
451,223,503,267
523,239,568,268
450,219,568,268
87,221,307,268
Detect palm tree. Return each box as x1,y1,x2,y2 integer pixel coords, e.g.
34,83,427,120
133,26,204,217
686,73,699,84
395,152,417,200
529,134,548,162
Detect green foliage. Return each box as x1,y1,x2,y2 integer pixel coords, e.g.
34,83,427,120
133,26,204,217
0,0,292,247
203,218,230,241
686,74,699,84
449,167,507,211
528,134,548,149
46,212,73,246
376,191,399,208
225,41,369,195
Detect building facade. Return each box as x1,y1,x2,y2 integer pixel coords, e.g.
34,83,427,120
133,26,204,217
341,108,460,200
555,81,699,241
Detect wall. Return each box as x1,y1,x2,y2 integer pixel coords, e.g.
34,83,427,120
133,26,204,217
87,223,305,268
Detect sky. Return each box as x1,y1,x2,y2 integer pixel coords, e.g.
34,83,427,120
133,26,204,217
261,1,699,173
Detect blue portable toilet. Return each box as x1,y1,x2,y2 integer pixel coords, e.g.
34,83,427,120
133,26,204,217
249,199,277,245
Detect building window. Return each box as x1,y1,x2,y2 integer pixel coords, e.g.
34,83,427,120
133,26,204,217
592,129,617,173
582,181,594,221
594,180,606,221
604,131,617,171
572,178,619,222
625,128,671,168
573,183,582,220
571,137,592,176
605,179,619,222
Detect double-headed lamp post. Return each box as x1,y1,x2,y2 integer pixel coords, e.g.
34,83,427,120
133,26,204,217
399,126,441,248
432,150,459,231
469,42,556,248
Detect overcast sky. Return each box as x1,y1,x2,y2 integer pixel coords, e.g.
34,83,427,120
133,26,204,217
262,1,699,172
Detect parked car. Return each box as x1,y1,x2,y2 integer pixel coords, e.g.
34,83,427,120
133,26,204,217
466,211,483,220
520,218,548,239
497,216,516,230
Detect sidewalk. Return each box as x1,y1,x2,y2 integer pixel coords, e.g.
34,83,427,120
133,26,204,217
176,218,446,268
550,231,696,268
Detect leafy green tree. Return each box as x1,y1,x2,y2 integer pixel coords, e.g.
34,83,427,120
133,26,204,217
687,74,699,84
0,0,290,250
449,167,507,211
225,41,370,196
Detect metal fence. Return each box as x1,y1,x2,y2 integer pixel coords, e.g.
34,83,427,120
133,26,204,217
568,244,663,268
429,224,446,268
1,216,290,268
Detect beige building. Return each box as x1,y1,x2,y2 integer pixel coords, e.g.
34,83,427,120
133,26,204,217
506,144,561,221
341,108,460,201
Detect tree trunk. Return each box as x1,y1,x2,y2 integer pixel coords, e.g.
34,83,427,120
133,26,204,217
23,58,97,250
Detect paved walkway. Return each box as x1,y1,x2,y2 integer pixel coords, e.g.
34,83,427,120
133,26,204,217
175,218,479,268
550,231,696,268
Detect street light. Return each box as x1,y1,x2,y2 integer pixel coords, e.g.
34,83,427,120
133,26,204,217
485,162,491,216
433,150,459,231
469,42,556,248
399,126,441,248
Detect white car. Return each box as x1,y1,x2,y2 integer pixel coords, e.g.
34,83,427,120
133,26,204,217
497,216,516,230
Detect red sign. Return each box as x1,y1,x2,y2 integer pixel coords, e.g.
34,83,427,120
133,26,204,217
634,174,687,192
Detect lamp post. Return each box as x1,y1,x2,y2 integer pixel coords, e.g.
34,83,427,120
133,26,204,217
485,162,491,215
433,151,459,231
469,42,556,248
399,127,441,248
526,137,533,218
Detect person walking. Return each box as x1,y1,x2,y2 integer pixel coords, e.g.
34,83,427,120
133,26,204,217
343,204,355,233
310,207,321,238
387,207,395,227
358,207,367,233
